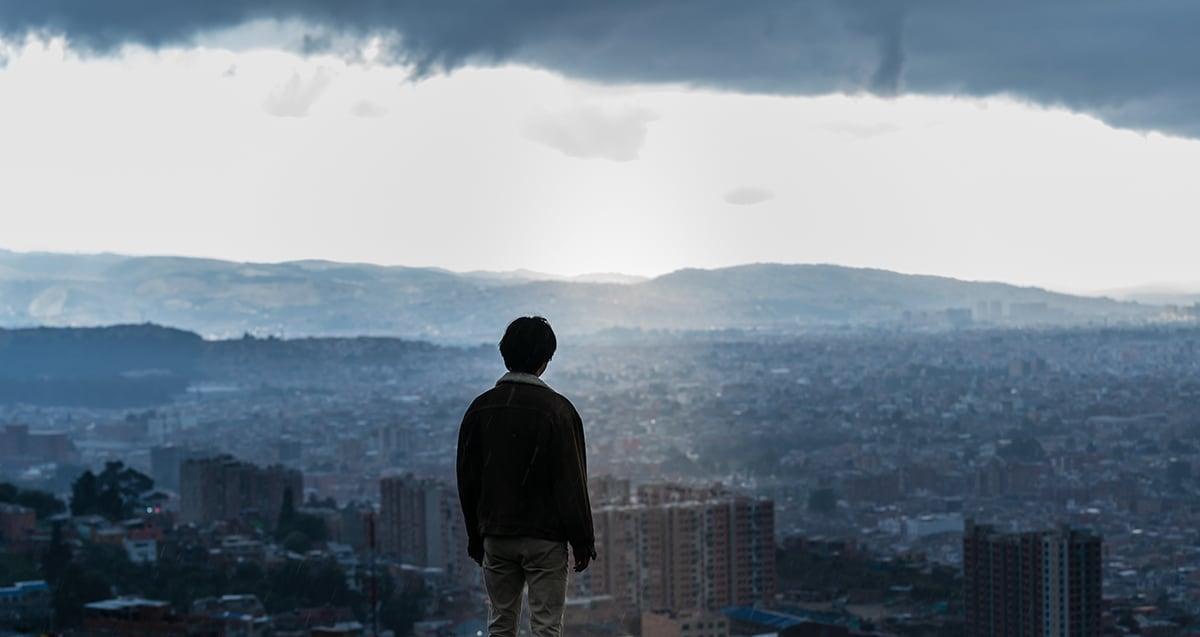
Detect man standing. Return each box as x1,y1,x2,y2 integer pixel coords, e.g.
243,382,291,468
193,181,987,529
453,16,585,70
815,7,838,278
456,316,596,637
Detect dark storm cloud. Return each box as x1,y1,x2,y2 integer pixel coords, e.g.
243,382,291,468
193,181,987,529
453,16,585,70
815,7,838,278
1,1,1198,137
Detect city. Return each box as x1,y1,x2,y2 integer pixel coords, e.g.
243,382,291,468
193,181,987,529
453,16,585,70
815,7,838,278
3,318,1200,635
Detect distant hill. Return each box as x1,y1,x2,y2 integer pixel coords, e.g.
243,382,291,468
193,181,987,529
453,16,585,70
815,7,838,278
457,269,649,285
1093,283,1200,307
0,324,202,407
0,249,1157,342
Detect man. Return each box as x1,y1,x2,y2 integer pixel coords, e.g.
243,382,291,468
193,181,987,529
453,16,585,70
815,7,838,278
456,316,596,637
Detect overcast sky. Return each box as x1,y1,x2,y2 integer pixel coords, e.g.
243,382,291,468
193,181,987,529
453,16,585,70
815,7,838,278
2,4,1199,292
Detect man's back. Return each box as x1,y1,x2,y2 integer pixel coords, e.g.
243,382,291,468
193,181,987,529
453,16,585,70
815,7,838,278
456,373,594,555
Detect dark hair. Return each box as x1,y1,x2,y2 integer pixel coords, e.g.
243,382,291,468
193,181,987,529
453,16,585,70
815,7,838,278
499,316,557,373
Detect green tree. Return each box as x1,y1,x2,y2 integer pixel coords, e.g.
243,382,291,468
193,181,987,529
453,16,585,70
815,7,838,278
17,488,67,519
998,436,1045,462
282,530,311,554
45,539,135,631
0,482,66,519
70,462,154,520
275,487,328,552
41,522,72,585
277,487,297,532
51,564,112,628
69,471,98,517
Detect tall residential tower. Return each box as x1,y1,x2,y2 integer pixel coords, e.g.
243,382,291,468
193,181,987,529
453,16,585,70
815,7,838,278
963,520,1102,637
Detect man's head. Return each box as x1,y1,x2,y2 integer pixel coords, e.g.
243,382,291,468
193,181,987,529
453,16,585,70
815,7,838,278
499,316,557,375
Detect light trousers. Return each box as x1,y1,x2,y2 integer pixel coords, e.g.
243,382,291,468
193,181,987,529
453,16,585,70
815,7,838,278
482,536,569,637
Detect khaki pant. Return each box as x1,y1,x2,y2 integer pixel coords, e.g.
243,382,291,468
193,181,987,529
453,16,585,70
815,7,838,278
482,536,569,637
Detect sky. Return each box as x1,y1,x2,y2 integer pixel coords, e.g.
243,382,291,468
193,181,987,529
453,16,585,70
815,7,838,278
2,4,1199,292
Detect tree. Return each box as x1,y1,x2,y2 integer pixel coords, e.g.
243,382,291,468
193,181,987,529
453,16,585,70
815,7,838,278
41,523,72,585
277,487,297,534
69,462,153,520
807,487,838,515
50,564,112,628
275,487,328,552
17,489,67,519
998,436,1045,462
0,482,66,519
69,471,98,517
282,531,311,554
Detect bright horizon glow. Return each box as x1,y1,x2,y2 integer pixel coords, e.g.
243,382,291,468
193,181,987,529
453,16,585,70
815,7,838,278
3,35,1200,292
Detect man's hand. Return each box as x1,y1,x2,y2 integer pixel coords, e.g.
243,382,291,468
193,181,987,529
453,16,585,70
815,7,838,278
573,546,596,573
469,539,484,566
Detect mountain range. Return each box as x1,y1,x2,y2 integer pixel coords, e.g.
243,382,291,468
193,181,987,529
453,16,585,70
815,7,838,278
1093,283,1200,307
0,249,1158,343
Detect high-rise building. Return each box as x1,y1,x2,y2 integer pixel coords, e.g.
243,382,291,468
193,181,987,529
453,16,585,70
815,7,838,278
0,424,78,466
149,445,209,491
963,520,1102,637
0,503,36,548
179,455,303,531
573,484,775,615
376,422,415,463
589,475,632,506
378,473,474,587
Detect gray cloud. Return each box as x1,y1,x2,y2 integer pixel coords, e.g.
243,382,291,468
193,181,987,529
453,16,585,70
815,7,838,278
2,1,1199,137
263,68,333,117
350,99,388,118
524,104,656,161
723,187,774,206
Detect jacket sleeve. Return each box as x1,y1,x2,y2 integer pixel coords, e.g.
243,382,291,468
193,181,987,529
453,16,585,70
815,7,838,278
553,402,596,558
456,408,483,557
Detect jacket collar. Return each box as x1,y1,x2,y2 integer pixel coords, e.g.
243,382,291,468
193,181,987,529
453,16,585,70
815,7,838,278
496,371,551,390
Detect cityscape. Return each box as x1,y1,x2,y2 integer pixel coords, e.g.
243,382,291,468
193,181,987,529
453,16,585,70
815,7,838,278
4,1,1200,636
3,309,1200,635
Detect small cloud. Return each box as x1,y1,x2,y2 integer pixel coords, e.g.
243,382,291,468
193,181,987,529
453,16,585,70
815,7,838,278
263,68,334,118
350,100,388,118
523,104,657,161
723,186,774,206
822,121,901,138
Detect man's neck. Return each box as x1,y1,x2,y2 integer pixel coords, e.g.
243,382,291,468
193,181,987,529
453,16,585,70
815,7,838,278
496,370,550,389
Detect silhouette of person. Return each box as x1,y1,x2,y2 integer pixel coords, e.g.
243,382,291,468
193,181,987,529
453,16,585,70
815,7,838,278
456,316,596,637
